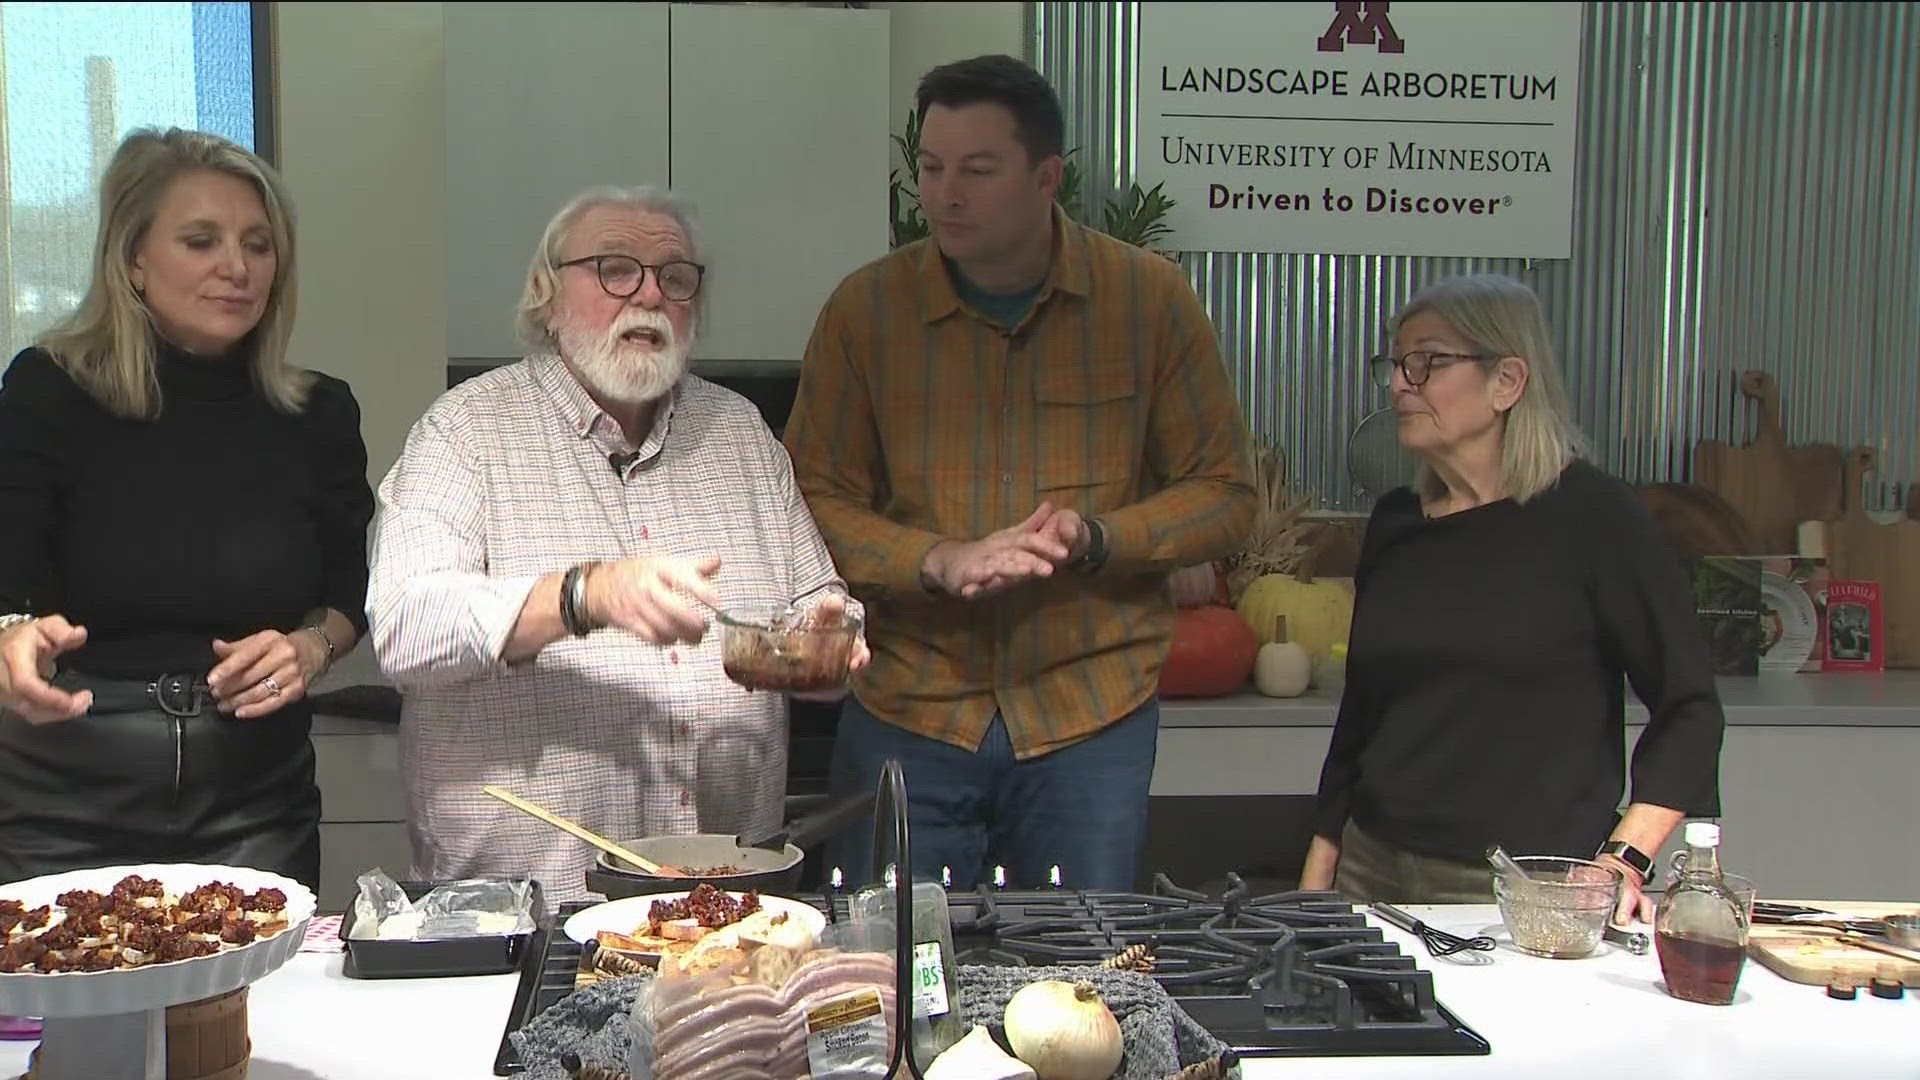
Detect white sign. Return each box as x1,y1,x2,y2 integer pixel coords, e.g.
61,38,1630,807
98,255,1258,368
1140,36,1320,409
1137,2,1585,257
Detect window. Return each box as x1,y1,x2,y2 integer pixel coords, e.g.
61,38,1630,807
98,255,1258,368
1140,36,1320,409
0,2,270,359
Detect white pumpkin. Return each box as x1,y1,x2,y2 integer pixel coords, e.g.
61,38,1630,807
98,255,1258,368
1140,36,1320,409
1253,616,1312,698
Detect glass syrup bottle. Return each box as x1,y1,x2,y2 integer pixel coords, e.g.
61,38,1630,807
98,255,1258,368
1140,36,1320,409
1653,822,1751,1005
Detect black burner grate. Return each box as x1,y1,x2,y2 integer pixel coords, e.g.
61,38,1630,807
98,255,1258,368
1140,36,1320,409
495,874,1487,1071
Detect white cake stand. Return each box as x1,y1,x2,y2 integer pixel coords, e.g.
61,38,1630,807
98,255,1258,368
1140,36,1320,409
0,864,315,1080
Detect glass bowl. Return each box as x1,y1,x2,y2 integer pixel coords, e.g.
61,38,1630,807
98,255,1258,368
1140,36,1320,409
1492,856,1623,959
718,600,861,693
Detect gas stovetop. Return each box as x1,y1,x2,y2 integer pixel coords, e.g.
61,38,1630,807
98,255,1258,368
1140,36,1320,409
496,872,1487,1072
833,873,1490,1059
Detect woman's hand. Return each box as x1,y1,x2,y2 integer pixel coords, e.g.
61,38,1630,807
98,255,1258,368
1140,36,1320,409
209,629,328,719
0,616,93,724
1597,854,1657,924
1299,834,1342,892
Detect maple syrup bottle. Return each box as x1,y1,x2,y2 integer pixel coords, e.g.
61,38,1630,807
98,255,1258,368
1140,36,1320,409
1654,823,1751,1005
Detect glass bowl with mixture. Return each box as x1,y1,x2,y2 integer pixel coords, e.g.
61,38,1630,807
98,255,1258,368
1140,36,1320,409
718,601,861,693
1492,856,1624,959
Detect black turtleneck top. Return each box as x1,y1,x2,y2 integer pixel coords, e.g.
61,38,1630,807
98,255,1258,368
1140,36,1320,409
0,344,373,680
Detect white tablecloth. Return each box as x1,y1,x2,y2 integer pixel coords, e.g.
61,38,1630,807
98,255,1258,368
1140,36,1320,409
2,905,1913,1079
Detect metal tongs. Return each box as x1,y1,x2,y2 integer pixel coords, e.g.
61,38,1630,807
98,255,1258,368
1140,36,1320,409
1751,901,1895,937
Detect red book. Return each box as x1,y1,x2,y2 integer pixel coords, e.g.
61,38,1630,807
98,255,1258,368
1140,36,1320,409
1821,580,1884,672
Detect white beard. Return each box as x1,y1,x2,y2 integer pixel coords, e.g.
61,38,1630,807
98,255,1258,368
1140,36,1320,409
555,308,691,407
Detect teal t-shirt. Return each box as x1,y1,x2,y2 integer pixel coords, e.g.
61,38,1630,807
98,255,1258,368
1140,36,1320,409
947,257,1043,329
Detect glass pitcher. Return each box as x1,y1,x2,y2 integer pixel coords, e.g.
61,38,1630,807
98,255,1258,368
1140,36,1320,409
1654,822,1755,1005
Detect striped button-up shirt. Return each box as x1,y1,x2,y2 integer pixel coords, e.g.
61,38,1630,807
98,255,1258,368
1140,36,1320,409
784,209,1257,759
368,357,850,903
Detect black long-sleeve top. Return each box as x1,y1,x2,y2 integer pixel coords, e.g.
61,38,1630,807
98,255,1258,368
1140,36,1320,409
1312,461,1726,862
0,343,374,680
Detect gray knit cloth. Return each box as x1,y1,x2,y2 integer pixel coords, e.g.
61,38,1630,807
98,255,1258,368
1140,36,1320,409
508,965,1241,1080
509,973,651,1080
957,965,1241,1080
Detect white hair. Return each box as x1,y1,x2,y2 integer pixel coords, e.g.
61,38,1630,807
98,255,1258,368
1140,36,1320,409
1390,273,1591,505
513,185,705,352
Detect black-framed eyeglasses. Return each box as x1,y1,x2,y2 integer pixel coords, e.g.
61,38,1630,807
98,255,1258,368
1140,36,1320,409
1369,350,1490,388
557,254,705,302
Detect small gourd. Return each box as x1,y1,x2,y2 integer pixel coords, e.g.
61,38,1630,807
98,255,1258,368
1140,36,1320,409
1168,562,1219,608
1253,616,1312,698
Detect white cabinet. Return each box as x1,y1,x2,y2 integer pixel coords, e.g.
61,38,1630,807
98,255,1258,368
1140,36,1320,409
444,2,673,363
313,722,409,912
444,2,890,365
667,4,892,365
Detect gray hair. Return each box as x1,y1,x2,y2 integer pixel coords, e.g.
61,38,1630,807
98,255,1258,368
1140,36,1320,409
513,185,705,352
1390,273,1590,505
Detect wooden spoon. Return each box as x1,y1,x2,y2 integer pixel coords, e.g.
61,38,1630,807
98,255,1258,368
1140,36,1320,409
481,785,687,878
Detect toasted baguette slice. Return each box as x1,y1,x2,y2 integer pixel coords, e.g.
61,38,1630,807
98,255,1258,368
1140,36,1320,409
655,918,711,943
596,930,660,955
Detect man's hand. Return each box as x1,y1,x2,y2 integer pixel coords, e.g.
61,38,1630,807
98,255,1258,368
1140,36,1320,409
586,555,725,645
920,503,1074,600
1035,505,1092,565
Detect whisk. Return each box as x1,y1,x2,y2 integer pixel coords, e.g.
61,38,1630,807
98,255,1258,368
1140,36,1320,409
1371,902,1496,957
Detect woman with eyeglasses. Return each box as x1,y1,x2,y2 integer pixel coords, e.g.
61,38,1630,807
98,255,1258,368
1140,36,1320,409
0,129,372,892
1299,273,1725,925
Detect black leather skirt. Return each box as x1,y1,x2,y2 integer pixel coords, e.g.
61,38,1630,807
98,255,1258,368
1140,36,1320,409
0,672,321,891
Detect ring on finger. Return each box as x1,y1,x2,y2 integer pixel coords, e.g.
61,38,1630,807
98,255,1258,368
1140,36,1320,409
261,676,282,698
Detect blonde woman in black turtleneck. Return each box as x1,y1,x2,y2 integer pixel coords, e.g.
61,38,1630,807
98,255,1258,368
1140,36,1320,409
0,128,372,892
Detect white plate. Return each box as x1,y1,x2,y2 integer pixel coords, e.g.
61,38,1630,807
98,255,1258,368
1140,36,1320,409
0,863,314,1018
563,890,826,947
1759,571,1819,672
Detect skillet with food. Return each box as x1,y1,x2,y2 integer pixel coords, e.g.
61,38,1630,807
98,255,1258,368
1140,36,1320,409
584,792,874,899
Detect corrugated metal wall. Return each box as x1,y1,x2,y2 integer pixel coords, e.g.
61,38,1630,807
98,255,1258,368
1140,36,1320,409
1034,1,1920,511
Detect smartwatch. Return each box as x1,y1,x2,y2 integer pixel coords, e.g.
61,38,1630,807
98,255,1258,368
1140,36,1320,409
1597,840,1654,882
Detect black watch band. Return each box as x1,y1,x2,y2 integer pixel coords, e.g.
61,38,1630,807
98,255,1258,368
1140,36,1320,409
1077,517,1109,572
1597,840,1653,881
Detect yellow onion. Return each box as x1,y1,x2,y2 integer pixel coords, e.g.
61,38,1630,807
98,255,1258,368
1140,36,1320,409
1002,979,1124,1080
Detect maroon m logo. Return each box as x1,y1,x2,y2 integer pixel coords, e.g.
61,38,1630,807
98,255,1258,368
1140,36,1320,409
1317,1,1406,54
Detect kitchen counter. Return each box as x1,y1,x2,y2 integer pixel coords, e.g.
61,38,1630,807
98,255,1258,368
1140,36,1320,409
305,672,1920,736
1158,671,1920,728
3,905,1910,1079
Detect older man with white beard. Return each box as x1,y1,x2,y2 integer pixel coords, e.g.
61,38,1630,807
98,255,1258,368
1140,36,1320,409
367,187,862,902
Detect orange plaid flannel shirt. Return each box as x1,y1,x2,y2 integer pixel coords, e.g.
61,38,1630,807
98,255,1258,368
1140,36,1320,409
784,209,1257,758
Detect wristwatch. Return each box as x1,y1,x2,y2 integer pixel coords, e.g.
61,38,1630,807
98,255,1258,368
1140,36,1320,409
1597,840,1654,882
1075,517,1110,572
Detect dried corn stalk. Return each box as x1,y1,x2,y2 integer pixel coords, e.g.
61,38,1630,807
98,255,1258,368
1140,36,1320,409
1223,438,1318,604
1101,941,1158,974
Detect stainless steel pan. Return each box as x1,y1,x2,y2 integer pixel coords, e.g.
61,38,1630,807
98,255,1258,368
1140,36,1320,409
584,792,873,899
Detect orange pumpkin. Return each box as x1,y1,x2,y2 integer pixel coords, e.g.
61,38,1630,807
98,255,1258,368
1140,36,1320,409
1159,606,1258,697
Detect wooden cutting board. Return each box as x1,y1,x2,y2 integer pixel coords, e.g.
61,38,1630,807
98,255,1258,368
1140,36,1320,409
1826,447,1920,667
1747,901,1920,988
1693,371,1846,555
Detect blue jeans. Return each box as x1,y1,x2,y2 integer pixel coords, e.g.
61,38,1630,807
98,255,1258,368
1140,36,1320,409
824,694,1160,891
